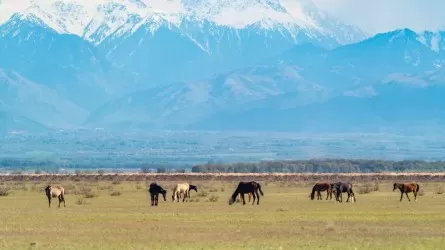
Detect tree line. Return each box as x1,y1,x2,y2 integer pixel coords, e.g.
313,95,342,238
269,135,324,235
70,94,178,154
191,159,445,173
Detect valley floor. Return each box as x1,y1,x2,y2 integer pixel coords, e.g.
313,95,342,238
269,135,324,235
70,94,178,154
0,180,444,250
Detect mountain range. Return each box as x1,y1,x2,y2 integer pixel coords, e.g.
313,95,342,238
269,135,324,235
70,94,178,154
0,0,444,133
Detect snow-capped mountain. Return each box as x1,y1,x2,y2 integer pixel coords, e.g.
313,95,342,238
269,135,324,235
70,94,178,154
0,0,366,45
1,1,445,133
0,0,368,103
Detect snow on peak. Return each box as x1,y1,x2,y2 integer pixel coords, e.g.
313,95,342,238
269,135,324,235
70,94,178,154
0,0,364,44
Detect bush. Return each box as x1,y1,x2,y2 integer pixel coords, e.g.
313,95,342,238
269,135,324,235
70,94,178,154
0,186,11,196
110,191,122,196
84,192,98,198
435,186,443,195
207,195,219,202
197,191,209,197
76,197,88,205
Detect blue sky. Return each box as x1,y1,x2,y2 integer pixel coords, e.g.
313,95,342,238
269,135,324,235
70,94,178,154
314,0,445,34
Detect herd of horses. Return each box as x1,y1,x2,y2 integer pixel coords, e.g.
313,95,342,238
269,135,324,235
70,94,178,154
310,182,421,203
43,181,421,208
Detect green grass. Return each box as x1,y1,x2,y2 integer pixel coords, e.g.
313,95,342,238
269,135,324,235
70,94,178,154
0,181,444,250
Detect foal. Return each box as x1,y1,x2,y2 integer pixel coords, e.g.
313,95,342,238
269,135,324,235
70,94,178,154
44,185,66,208
148,183,167,206
393,183,420,202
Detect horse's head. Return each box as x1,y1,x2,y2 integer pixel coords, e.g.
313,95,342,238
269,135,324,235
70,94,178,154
189,185,198,192
228,197,236,205
45,185,51,193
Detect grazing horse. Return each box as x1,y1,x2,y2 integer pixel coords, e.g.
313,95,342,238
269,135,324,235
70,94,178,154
393,183,420,202
310,183,333,200
44,185,66,208
229,181,264,205
148,183,167,206
332,182,356,203
172,183,198,202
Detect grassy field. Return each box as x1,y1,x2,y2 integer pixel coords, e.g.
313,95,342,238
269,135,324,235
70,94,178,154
0,178,444,250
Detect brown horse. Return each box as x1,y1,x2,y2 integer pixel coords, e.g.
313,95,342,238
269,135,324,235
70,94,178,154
310,183,333,200
393,183,420,202
44,185,66,208
229,181,264,205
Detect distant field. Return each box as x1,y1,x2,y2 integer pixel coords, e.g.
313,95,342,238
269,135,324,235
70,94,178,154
0,176,444,249
1,172,445,182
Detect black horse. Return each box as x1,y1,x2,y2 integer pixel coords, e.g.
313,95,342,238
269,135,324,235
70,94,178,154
229,181,264,205
148,183,167,206
332,182,356,203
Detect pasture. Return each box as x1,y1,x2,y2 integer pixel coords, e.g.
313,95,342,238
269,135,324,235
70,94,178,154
0,176,444,250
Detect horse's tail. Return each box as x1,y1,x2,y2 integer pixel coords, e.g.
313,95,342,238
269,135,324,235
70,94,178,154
310,186,316,200
416,183,420,193
257,183,264,196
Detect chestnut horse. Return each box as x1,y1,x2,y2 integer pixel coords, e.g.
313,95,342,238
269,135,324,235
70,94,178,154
310,183,333,200
393,183,420,202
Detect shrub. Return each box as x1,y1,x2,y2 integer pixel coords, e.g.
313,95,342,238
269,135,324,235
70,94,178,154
418,189,425,196
76,197,88,205
207,195,219,202
84,192,98,198
435,186,443,195
197,191,209,197
0,186,11,196
110,191,122,196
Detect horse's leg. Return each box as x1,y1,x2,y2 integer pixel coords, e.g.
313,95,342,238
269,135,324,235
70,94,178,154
255,190,260,205
405,192,411,202
47,196,51,208
150,194,154,206
251,192,256,205
156,194,159,206
62,195,66,207
58,196,62,208
400,191,404,201
241,193,246,205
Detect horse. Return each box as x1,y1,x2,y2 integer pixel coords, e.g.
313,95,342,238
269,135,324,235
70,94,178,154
44,185,66,208
229,181,264,205
310,183,333,200
332,182,356,203
148,183,167,206
393,183,420,202
172,183,198,202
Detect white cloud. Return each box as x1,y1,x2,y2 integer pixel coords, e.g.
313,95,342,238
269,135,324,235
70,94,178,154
313,0,445,33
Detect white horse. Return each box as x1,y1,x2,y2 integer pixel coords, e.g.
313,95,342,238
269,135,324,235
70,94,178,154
172,183,198,202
